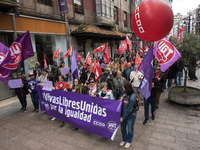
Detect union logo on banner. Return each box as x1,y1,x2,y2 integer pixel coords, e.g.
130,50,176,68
0,53,6,64
156,40,175,64
3,42,22,70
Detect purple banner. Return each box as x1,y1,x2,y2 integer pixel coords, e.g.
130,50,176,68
58,0,69,14
138,44,154,100
153,37,181,72
37,86,122,140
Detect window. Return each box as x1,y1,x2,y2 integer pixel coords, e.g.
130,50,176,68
124,11,127,27
96,0,114,19
74,0,84,14
37,0,52,6
114,7,118,24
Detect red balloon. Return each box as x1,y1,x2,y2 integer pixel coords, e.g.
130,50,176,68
131,0,174,42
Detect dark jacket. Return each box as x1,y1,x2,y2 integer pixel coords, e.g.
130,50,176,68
100,73,115,94
15,78,29,97
149,78,159,98
167,63,177,78
123,66,134,81
80,71,95,84
121,93,137,121
153,72,165,92
51,64,59,77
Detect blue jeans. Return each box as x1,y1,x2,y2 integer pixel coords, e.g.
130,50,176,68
30,92,39,110
168,78,172,88
120,113,136,143
144,97,156,120
175,72,183,86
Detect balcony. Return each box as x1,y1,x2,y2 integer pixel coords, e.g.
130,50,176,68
96,16,115,27
0,0,19,12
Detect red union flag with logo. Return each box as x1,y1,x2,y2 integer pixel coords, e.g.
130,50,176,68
153,37,181,72
92,59,102,81
118,40,127,55
103,43,110,64
93,44,106,53
85,52,93,66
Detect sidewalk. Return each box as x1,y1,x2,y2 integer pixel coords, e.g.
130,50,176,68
0,70,199,150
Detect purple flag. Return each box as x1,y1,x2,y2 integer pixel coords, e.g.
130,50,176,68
153,37,181,72
71,47,78,82
37,86,122,140
138,44,154,100
0,42,12,83
58,0,69,14
3,31,34,70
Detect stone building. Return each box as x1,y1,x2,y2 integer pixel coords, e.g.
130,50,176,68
66,0,133,58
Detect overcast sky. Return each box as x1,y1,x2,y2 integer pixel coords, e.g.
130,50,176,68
172,0,200,15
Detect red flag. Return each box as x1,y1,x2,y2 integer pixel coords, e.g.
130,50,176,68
144,45,149,53
140,49,143,56
62,46,72,59
53,47,60,60
126,35,132,53
135,53,142,66
44,55,48,68
93,44,106,53
92,59,102,81
85,52,93,66
178,26,185,43
77,52,82,62
118,40,127,55
103,43,110,64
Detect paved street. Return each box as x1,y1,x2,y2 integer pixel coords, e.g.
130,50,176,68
0,70,200,150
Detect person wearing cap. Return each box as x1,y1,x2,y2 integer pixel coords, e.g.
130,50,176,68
28,72,39,113
36,68,48,84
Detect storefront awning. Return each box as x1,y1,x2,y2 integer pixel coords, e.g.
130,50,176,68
71,24,126,40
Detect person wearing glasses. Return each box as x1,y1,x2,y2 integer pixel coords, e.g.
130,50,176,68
83,77,99,96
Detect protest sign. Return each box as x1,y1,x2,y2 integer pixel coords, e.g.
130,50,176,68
37,86,122,140
42,80,53,91
8,79,22,88
61,68,70,75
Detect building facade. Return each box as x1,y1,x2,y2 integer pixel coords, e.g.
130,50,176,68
0,0,68,100
66,0,134,58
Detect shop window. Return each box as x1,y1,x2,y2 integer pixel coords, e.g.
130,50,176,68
124,11,127,27
74,0,84,14
37,0,52,6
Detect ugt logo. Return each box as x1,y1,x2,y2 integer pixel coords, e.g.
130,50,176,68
157,40,175,64
3,42,22,70
0,53,6,65
107,121,118,132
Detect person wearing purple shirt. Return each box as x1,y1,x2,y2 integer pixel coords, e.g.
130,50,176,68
28,72,39,112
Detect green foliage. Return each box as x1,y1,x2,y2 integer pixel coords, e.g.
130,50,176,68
169,33,200,71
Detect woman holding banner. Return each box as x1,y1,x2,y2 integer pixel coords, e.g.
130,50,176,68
119,82,137,149
98,82,114,99
54,75,70,127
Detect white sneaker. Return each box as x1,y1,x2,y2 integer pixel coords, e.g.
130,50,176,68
119,141,126,147
51,117,56,121
124,143,131,149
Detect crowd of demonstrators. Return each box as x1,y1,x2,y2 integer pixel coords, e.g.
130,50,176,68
11,47,187,148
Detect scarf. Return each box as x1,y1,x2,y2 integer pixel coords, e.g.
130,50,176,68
90,84,97,93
